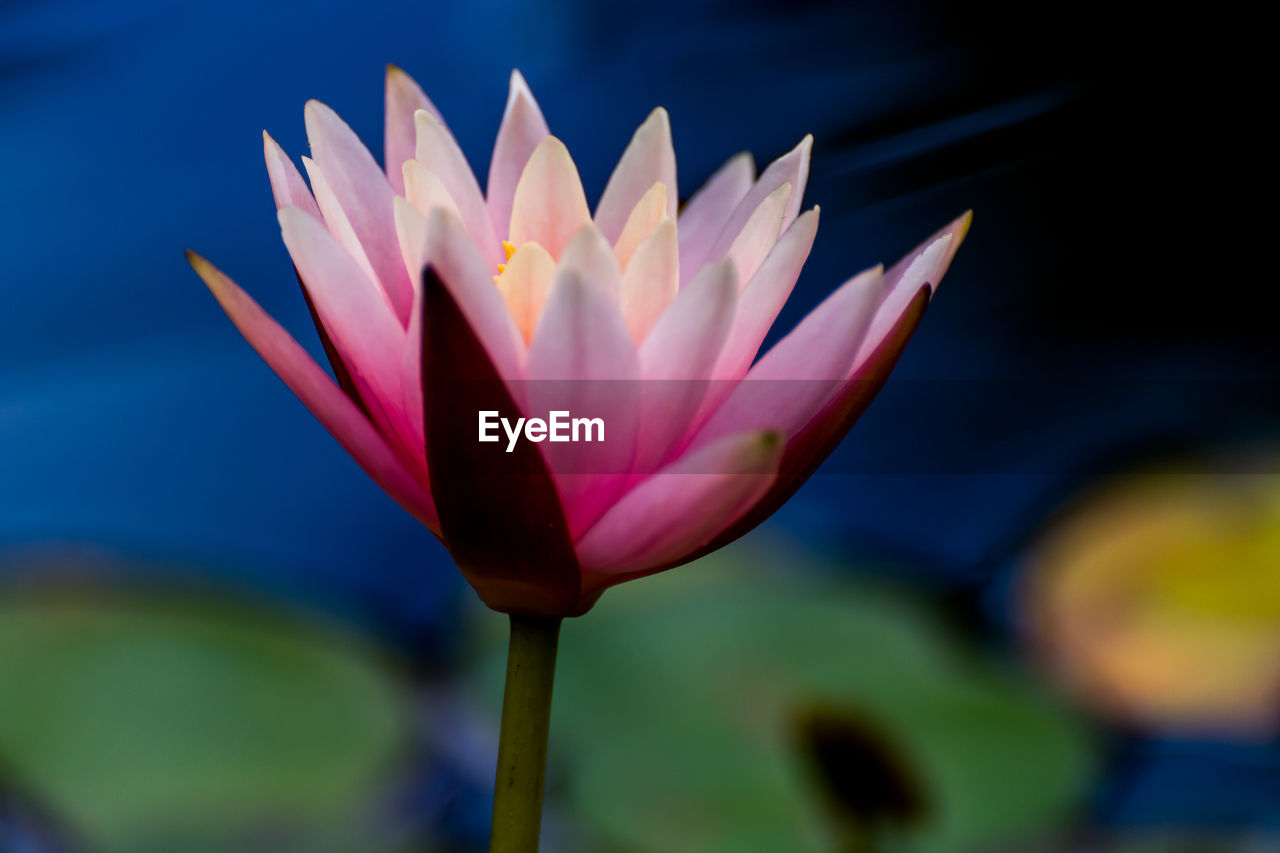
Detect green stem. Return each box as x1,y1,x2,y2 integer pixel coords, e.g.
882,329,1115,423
489,613,562,853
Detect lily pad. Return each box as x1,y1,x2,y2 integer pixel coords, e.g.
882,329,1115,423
0,584,411,851
471,542,1097,852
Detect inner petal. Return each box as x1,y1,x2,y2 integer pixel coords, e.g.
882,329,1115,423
403,159,463,222
613,181,668,271
508,136,591,259
724,182,791,290
494,241,557,343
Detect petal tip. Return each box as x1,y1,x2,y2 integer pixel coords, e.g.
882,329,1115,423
413,107,442,128
509,68,534,101
303,98,343,129
262,130,288,163
185,250,226,296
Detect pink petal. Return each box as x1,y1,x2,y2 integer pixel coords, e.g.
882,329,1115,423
278,206,410,448
577,431,781,578
401,276,425,467
593,107,677,243
694,265,883,449
555,222,623,302
678,152,755,285
394,199,526,384
402,159,463,222
635,259,737,472
265,136,367,406
526,269,641,538
856,210,972,366
508,137,592,260
712,206,820,383
486,70,550,242
304,100,414,324
302,156,383,291
384,64,443,195
612,182,667,272
663,286,934,572
620,217,678,343
688,216,970,563
186,251,438,533
723,182,790,291
418,266,586,616
414,110,504,266
495,241,557,344
704,135,811,268
263,132,320,218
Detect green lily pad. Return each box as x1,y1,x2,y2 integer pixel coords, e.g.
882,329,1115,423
0,584,411,851
470,541,1097,852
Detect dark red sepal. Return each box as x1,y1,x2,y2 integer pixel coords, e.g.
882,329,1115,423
420,266,592,616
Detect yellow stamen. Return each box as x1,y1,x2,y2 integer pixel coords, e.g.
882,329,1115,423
497,263,507,274
503,241,516,261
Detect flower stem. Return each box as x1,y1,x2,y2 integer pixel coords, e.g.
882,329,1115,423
489,613,562,853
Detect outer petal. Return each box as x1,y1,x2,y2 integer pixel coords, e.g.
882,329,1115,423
712,206,820,382
264,134,363,406
858,210,972,363
414,110,504,266
694,265,883,449
279,207,410,448
384,64,443,194
186,251,438,533
635,259,737,472
704,135,811,268
508,137,592,259
305,100,414,323
675,215,970,566
263,132,320,219
394,199,526,384
401,274,425,465
620,217,678,343
593,107,677,243
302,157,383,291
678,286,933,569
526,270,641,538
577,431,782,579
420,266,587,616
487,70,550,241
678,152,754,285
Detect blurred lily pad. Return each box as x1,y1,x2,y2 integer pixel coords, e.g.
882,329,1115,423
0,583,411,851
1024,470,1280,738
471,544,1097,852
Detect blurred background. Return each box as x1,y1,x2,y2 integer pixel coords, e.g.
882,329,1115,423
1,0,1275,850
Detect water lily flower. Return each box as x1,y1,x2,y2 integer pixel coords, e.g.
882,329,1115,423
187,66,968,619
187,66,969,852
